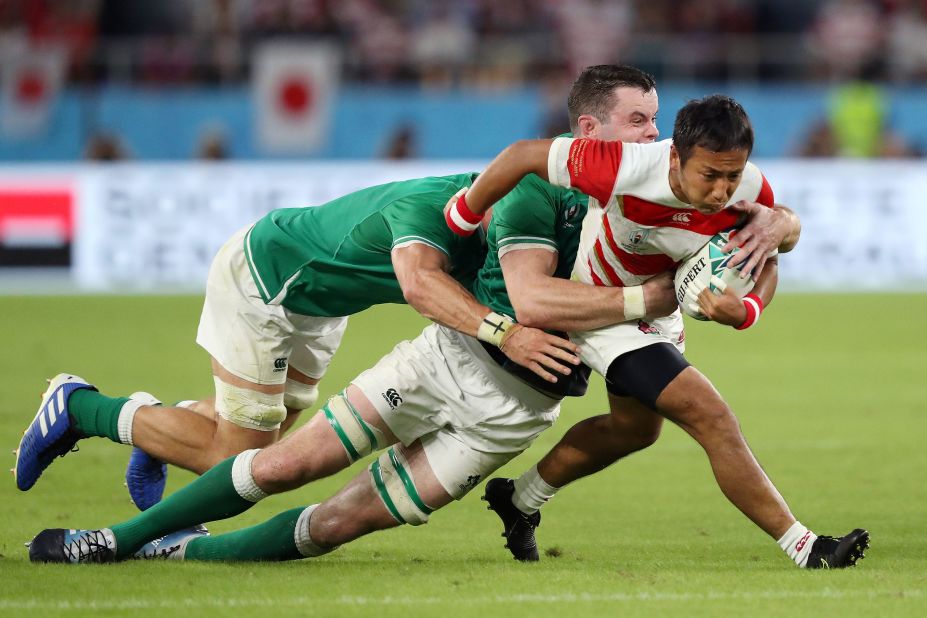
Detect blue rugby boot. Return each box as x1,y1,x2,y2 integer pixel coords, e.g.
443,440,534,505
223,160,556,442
124,391,167,511
28,528,116,564
133,525,209,560
14,374,96,491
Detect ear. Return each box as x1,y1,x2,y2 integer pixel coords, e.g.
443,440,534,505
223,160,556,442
575,115,600,139
669,144,680,172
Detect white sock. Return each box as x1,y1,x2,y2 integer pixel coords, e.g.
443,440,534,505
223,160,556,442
119,391,164,446
116,400,147,445
777,521,818,567
231,449,269,502
294,504,339,557
511,465,559,515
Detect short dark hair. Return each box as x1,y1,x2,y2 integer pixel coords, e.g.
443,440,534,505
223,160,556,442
567,65,657,133
672,95,754,165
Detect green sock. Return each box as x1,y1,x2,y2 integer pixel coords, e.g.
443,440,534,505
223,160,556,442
184,507,306,562
109,455,255,559
68,389,130,442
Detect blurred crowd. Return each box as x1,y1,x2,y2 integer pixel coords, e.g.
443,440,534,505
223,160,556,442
3,0,925,160
2,0,927,87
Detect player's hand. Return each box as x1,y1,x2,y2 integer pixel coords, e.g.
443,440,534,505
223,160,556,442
642,271,678,318
443,188,467,216
691,277,747,327
499,325,581,383
721,200,787,279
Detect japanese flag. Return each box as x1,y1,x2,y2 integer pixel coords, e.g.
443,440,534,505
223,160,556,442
1,46,66,139
253,42,340,154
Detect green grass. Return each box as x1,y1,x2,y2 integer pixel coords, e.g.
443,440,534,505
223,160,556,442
1,294,925,617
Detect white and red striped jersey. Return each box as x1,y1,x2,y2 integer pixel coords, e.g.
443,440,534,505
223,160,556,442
546,138,774,287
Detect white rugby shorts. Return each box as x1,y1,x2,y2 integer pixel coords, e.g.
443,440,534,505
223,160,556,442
352,324,561,499
570,309,686,378
196,226,348,387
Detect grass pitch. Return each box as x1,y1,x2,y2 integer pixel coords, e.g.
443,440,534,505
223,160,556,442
1,293,925,617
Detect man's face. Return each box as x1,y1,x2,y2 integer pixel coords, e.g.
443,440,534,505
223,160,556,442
669,145,749,214
578,86,659,144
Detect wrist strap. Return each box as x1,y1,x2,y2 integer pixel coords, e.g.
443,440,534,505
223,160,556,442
477,311,516,347
445,191,483,237
736,294,764,330
622,286,646,321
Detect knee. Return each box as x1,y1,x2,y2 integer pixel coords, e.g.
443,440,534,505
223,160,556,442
250,446,308,492
630,423,662,452
684,403,742,446
307,505,352,547
609,415,662,453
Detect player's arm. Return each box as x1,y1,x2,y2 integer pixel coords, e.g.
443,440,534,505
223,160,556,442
392,243,581,383
446,138,621,235
695,255,779,329
502,248,677,332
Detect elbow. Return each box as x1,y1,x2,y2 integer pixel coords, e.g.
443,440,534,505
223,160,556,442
503,140,549,177
511,300,548,329
400,273,429,310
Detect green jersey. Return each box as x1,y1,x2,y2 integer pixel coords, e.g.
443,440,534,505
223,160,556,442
472,172,592,397
473,173,588,315
244,173,484,317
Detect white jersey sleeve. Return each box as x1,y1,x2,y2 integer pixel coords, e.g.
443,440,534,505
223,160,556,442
545,137,624,204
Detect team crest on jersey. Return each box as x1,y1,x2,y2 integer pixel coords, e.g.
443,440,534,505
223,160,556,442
637,320,660,335
624,228,651,249
560,203,580,228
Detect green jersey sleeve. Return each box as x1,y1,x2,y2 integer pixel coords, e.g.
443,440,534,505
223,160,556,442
382,196,458,256
492,174,563,257
473,173,586,318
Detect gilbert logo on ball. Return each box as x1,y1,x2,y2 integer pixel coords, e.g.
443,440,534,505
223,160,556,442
674,229,756,320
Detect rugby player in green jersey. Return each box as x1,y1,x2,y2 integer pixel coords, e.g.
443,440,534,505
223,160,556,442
15,173,594,510
26,68,686,566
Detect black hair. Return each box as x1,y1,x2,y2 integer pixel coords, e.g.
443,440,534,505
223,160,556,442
567,65,657,133
672,95,754,165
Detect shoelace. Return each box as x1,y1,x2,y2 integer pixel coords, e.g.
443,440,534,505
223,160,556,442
63,531,111,563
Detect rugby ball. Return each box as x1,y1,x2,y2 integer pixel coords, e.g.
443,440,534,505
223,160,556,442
674,230,755,321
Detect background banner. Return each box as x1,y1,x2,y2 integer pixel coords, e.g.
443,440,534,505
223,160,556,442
1,161,925,292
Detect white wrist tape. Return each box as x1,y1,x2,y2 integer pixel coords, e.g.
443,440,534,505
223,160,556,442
623,286,646,321
477,311,516,347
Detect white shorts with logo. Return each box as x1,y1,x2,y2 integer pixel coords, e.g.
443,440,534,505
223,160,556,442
352,324,561,499
570,309,686,378
196,226,348,386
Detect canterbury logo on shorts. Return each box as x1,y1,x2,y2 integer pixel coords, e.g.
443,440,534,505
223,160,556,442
382,388,403,409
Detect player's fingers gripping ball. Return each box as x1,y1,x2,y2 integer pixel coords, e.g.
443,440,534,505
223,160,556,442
675,229,756,322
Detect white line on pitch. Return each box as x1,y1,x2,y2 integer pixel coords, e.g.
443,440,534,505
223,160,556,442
0,588,922,610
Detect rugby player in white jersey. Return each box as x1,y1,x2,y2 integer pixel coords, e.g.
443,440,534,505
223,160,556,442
448,93,868,569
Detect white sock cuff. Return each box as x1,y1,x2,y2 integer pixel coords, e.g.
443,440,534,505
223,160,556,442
231,449,269,503
294,504,338,558
777,521,804,550
117,400,146,445
512,465,559,515
777,520,816,567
